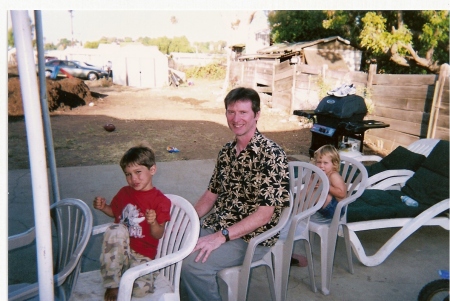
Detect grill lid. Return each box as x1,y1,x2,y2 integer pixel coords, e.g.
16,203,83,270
315,95,367,119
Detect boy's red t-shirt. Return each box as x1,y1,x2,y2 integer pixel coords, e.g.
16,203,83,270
110,186,171,259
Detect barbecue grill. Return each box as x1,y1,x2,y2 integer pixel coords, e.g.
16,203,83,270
294,94,389,157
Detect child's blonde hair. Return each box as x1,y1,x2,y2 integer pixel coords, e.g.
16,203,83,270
313,145,341,172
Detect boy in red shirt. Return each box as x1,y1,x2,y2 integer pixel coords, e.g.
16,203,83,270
93,145,171,301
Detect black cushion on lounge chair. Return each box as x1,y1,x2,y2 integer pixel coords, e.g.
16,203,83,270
347,190,427,222
365,146,426,177
348,140,449,223
401,140,449,207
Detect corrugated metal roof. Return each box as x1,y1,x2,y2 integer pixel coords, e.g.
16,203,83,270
238,36,355,62
256,36,351,55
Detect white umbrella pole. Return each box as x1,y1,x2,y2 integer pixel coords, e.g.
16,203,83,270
11,10,55,301
34,10,60,204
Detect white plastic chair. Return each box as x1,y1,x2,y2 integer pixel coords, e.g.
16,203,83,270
8,198,93,301
308,156,368,295
217,162,330,301
71,194,199,301
217,193,293,301
275,161,329,301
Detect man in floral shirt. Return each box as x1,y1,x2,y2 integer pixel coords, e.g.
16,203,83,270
181,87,290,301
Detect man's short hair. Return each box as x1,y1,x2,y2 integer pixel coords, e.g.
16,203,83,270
224,87,260,115
120,145,155,171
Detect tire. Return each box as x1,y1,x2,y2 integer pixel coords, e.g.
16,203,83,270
87,72,98,81
418,279,449,301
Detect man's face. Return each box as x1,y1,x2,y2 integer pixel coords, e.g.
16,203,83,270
225,100,260,138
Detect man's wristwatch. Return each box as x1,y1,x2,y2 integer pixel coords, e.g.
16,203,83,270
221,229,230,242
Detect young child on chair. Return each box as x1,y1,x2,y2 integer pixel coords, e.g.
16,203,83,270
291,145,347,267
93,144,171,301
314,144,347,219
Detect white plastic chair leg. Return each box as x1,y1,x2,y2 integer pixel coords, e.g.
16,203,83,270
264,265,276,301
304,240,317,293
218,267,240,301
319,232,331,295
343,225,355,274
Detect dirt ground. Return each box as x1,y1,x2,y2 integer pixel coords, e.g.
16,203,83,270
8,69,385,170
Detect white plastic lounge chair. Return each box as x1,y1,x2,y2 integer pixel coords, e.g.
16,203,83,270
217,193,293,301
344,139,449,268
308,156,368,295
71,194,200,301
8,198,93,301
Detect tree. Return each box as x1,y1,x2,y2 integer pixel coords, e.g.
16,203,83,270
8,28,14,47
169,36,194,53
141,36,171,54
140,36,193,54
268,10,449,74
44,43,57,51
268,11,339,43
84,41,100,49
57,38,72,49
355,11,448,74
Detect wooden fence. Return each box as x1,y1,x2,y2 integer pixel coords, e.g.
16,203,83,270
229,60,449,151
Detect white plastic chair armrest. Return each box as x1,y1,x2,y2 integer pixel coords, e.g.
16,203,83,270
365,169,414,189
118,252,186,300
92,222,114,235
368,175,413,190
356,155,382,162
8,227,36,251
243,207,291,264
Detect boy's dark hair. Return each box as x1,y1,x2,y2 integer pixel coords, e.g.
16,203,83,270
120,145,156,171
224,87,260,116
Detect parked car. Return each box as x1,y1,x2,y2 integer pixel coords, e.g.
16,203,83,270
42,59,108,80
44,56,58,62
73,60,103,70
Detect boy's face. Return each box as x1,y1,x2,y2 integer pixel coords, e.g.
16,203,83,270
123,163,156,191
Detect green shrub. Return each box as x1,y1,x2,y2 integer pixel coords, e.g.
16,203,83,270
185,63,226,80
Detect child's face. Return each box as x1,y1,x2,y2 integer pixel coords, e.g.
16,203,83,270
123,163,156,191
315,154,334,175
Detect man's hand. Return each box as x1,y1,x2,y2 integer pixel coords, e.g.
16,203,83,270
192,232,225,263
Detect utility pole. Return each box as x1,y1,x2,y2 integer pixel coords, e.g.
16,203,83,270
69,10,73,47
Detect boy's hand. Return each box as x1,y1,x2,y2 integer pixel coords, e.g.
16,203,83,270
93,196,107,211
145,209,157,225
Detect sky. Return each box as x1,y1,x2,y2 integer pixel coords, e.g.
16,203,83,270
5,1,450,46
9,10,260,45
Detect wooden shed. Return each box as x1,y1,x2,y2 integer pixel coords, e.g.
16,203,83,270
232,36,362,110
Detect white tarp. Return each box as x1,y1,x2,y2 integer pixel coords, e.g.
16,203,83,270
113,45,168,88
